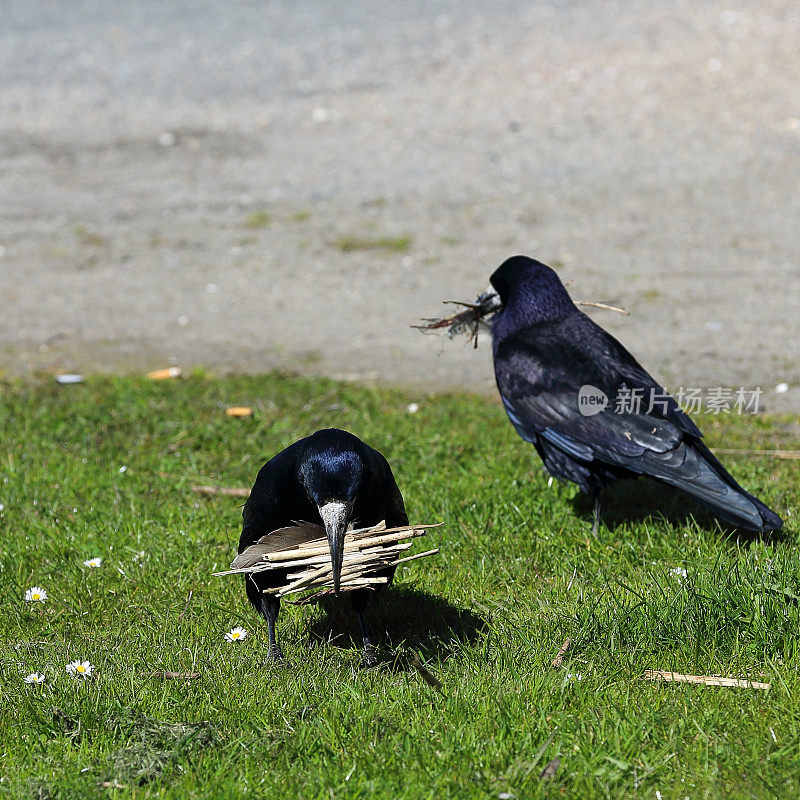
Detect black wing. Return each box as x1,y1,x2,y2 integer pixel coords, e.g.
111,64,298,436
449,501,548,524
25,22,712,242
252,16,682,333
239,438,314,553
494,310,782,531
493,309,701,464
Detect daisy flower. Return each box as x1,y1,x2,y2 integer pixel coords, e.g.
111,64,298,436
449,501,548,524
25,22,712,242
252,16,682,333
24,672,46,684
66,660,94,677
83,557,102,568
24,586,47,603
224,626,248,643
670,567,688,579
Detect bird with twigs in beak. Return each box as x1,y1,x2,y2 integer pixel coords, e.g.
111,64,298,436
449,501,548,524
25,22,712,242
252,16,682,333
418,255,783,535
239,428,408,667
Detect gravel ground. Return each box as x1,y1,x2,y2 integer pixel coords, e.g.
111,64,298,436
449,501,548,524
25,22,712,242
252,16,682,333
1,0,798,411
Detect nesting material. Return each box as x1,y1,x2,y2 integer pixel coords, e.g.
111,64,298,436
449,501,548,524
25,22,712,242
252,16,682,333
226,406,253,417
643,670,770,690
213,520,440,601
413,291,502,347
713,448,800,461
415,290,628,347
192,485,250,498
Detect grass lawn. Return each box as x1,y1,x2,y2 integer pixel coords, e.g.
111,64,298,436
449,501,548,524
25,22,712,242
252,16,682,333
1,373,798,799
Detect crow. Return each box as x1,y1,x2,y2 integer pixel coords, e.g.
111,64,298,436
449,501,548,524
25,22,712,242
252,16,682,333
239,428,408,666
485,255,783,534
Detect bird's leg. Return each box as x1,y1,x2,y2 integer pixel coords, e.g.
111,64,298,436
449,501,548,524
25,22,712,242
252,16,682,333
356,608,378,668
350,588,380,667
320,614,335,644
592,492,603,537
260,595,289,666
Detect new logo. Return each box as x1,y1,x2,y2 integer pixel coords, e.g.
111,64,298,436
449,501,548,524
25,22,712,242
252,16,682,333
578,385,608,416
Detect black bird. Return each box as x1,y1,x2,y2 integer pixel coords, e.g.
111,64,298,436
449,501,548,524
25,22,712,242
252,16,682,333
239,428,408,666
485,255,783,534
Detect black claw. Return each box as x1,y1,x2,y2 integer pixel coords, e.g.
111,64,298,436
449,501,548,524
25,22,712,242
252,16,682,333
268,647,292,668
592,493,602,536
361,645,379,669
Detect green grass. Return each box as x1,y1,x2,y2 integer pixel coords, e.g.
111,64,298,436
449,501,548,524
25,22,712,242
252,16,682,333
243,210,271,229
0,373,798,799
73,224,105,247
333,234,412,253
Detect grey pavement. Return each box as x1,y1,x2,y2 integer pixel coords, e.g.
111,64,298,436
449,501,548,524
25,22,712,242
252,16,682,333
1,0,798,411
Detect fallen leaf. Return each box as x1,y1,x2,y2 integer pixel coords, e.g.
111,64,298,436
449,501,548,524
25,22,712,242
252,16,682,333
540,758,560,781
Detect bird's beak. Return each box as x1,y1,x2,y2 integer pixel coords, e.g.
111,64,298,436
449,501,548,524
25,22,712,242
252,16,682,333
318,500,353,595
477,284,502,313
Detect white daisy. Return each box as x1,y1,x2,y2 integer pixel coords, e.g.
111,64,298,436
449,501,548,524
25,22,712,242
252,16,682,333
66,660,94,677
224,626,248,643
83,557,102,568
670,567,688,579
24,586,47,602
24,672,46,684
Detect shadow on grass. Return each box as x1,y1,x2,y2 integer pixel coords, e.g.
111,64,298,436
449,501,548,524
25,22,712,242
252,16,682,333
301,586,487,664
570,477,786,543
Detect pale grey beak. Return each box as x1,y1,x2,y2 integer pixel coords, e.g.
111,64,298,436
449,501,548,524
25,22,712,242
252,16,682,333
318,500,353,595
478,284,502,313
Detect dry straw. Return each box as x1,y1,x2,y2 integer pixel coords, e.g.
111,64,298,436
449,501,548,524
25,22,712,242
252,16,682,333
643,670,770,690
414,293,628,347
213,520,440,602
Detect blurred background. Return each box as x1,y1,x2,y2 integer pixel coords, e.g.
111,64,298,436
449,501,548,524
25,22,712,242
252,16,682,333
1,0,798,410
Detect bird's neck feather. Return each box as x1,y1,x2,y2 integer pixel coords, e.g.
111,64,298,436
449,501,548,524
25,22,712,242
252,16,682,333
493,284,576,340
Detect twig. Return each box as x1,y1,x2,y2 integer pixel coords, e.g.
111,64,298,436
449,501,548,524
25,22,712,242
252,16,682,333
408,651,444,692
643,670,770,689
192,485,251,498
413,291,501,348
551,638,572,668
286,585,367,604
176,590,193,622
260,543,412,573
395,548,440,564
265,527,429,563
415,291,629,347
279,576,389,597
712,449,800,461
214,525,437,574
145,671,201,680
574,300,629,315
214,520,441,597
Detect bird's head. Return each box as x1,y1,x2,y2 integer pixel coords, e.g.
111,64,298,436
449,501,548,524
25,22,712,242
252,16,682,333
489,255,575,327
297,429,366,596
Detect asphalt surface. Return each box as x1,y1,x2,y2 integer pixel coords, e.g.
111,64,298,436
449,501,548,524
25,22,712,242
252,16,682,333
1,0,798,411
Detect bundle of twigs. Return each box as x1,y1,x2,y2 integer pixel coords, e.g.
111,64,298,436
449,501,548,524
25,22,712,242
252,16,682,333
212,521,440,603
413,290,502,347
414,288,629,347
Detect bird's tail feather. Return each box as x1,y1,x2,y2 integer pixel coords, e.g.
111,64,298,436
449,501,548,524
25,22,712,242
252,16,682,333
641,441,783,532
